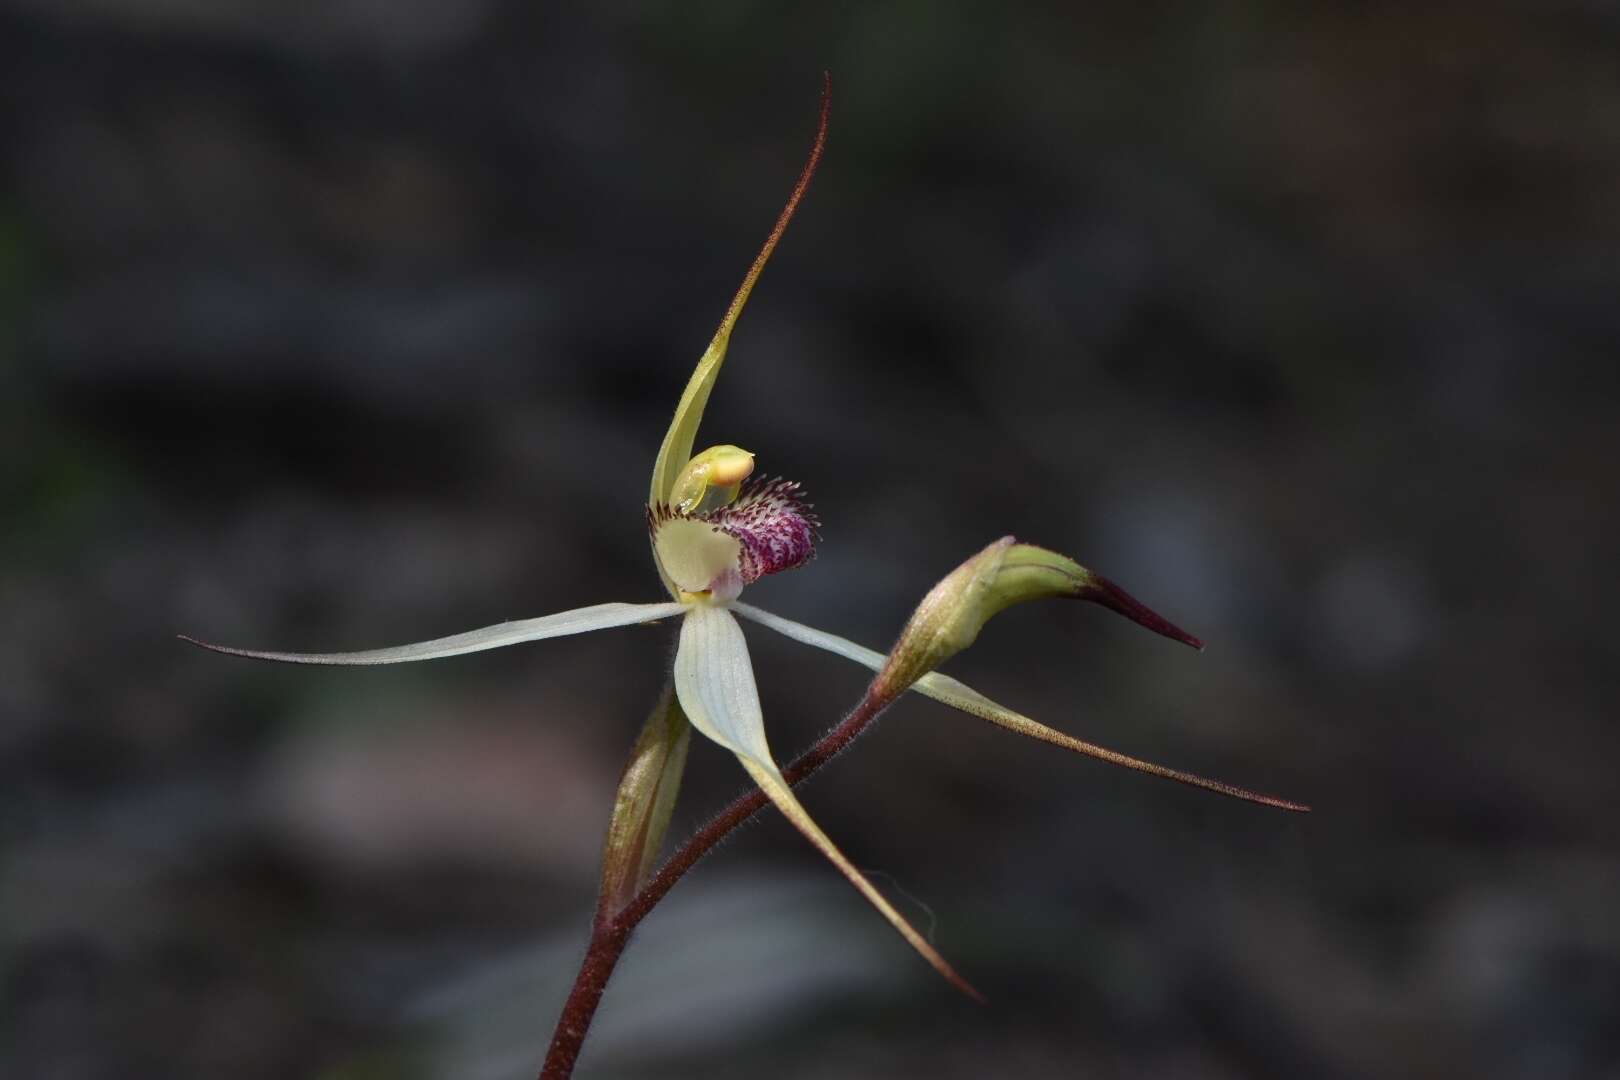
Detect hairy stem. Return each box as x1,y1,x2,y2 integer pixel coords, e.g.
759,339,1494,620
538,683,894,1080
539,922,630,1080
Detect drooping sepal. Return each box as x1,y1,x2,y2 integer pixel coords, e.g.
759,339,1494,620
672,603,982,998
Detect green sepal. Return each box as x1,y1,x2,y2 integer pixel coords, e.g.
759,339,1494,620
646,79,830,598
597,685,692,920
873,537,1203,703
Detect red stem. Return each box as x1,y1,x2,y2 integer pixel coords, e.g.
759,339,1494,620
542,76,837,1077
537,686,894,1080
539,922,629,1080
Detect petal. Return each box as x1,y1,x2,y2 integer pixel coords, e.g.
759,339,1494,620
673,604,982,999
648,77,830,507
180,601,688,666
732,602,1309,812
732,601,888,667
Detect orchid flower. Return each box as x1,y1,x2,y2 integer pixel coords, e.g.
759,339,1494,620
184,80,1303,1002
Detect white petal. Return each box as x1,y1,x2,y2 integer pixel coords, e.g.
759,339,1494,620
732,601,886,668
732,602,1307,812
673,604,980,997
182,601,688,666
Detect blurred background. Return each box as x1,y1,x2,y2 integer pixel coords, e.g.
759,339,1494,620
3,3,1618,1078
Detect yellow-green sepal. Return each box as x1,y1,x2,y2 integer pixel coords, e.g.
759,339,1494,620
873,538,1204,703
874,537,1026,696
649,338,736,509
597,685,692,920
646,78,830,509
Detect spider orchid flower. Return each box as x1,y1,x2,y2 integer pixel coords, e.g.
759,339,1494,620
184,81,1304,1000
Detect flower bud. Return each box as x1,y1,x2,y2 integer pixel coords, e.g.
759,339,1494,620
871,537,1203,705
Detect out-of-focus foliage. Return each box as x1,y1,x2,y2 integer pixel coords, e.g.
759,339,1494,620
3,3,1619,1078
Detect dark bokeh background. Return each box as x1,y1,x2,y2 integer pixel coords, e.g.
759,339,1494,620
4,3,1618,1078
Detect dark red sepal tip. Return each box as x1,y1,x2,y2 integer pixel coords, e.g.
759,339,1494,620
1082,573,1205,651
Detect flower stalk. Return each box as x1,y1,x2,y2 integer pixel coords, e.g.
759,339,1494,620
182,73,1309,1080
541,678,897,1080
541,533,1306,1077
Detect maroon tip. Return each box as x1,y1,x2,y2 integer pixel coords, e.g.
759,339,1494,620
1082,574,1205,650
